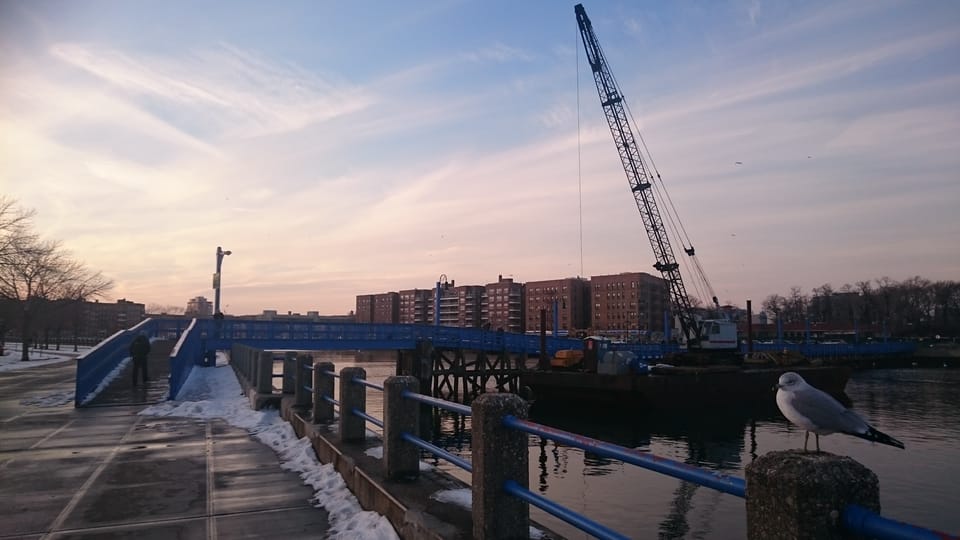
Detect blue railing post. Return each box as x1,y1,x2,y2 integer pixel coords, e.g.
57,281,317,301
383,376,420,480
471,392,529,540
340,367,366,442
313,362,335,422
745,450,879,539
294,353,312,409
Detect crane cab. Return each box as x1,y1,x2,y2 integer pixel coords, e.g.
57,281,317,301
697,319,738,350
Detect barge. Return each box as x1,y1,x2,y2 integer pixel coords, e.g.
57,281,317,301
520,364,852,410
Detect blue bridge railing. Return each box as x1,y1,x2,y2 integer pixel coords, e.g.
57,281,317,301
288,360,952,540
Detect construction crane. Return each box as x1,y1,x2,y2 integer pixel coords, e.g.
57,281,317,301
575,4,736,351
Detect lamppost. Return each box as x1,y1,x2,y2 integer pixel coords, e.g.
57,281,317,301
213,246,232,317
435,274,451,326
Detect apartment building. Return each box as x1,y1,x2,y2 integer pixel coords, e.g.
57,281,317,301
523,277,590,334
185,296,213,318
399,289,432,325
590,272,668,336
482,275,525,333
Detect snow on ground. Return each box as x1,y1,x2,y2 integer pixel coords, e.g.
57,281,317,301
363,446,435,472
0,343,88,372
140,362,399,540
430,489,545,539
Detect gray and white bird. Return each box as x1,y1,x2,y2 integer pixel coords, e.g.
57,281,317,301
775,371,905,451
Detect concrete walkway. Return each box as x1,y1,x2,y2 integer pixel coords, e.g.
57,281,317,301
0,354,330,539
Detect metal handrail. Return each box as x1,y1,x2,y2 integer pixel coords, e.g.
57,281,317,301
504,480,629,540
351,378,384,392
842,504,958,540
503,415,746,497
401,390,472,416
401,432,472,472
351,408,384,429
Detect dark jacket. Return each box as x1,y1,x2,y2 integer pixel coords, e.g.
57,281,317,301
130,335,151,360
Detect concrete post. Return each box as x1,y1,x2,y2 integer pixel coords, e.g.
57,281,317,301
746,450,880,540
471,393,529,540
257,351,273,394
339,367,367,442
383,376,420,481
282,351,296,394
313,361,335,422
294,354,312,409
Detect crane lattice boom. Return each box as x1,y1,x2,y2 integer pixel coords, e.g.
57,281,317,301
575,3,703,344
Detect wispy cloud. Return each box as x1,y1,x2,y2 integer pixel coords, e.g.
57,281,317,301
50,43,377,140
461,42,534,63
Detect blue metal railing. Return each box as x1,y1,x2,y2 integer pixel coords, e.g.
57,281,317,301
168,318,201,399
295,364,955,540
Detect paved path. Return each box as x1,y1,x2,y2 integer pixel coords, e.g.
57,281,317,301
0,353,330,539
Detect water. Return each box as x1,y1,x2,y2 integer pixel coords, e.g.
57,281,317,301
306,352,960,539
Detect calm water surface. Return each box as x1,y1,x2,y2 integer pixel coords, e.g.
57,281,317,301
310,352,960,539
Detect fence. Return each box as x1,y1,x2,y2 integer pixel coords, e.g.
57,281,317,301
277,357,955,540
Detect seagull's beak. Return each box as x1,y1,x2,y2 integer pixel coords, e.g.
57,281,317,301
773,383,782,391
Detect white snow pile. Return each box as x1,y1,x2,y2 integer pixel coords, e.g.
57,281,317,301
430,488,546,539
363,445,436,472
140,363,399,540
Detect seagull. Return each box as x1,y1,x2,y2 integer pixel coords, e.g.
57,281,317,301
775,372,904,452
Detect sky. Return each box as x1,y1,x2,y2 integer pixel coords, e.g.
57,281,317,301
2,0,958,316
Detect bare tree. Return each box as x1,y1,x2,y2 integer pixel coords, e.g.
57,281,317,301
0,199,113,361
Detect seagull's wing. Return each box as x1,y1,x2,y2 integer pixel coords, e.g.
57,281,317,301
787,386,867,435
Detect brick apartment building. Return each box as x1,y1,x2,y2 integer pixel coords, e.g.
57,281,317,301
355,271,668,336
482,276,524,333
590,272,669,336
399,289,432,325
524,277,589,334
355,293,400,324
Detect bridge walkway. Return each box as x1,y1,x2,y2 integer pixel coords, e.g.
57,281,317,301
84,339,175,407
0,359,330,539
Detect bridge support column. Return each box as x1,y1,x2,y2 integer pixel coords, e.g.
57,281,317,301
340,367,366,442
257,351,273,394
745,450,879,539
472,392,529,540
383,376,420,480
294,354,312,410
313,362,335,422
282,351,296,394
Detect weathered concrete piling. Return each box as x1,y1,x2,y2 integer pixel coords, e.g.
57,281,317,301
471,392,530,540
746,450,880,539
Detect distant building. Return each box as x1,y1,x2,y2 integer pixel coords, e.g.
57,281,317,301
590,272,668,336
482,275,525,333
185,296,213,318
373,292,399,324
82,298,146,338
355,295,374,324
399,289,432,325
524,277,590,334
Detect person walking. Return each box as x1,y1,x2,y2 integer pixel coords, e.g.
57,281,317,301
130,334,151,387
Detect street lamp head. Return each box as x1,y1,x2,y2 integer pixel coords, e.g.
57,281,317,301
224,250,232,256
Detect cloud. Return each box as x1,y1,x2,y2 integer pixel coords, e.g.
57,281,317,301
461,42,534,63
49,42,377,140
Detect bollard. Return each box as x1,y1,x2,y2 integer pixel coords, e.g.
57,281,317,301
294,354,312,410
471,392,529,540
257,351,273,394
313,362,335,422
383,376,420,481
339,367,366,442
282,351,296,394
746,450,880,540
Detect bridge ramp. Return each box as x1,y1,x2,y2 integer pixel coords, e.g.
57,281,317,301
86,339,175,407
